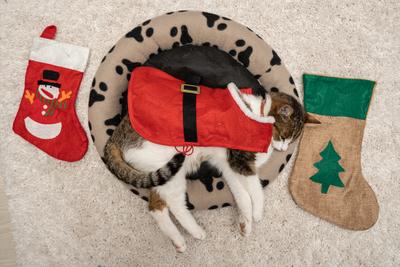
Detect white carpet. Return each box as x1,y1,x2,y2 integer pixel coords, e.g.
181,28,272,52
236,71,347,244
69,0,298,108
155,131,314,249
1,0,399,266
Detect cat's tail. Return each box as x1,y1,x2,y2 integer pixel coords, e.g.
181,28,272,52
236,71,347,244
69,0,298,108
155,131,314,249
103,143,185,188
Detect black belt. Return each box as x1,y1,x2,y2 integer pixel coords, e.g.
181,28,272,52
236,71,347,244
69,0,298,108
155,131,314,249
180,73,201,143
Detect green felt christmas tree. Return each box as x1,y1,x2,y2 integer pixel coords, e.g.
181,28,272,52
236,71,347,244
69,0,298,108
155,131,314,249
310,140,345,194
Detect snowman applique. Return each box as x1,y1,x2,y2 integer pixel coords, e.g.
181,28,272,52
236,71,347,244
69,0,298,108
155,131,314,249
23,69,72,139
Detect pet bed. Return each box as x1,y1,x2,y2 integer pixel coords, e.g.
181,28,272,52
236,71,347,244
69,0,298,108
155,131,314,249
88,10,299,210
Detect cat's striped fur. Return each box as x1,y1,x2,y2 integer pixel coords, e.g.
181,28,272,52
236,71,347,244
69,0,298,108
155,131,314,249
103,85,318,252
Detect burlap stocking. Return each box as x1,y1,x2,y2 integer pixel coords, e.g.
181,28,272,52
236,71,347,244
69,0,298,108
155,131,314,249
289,74,379,230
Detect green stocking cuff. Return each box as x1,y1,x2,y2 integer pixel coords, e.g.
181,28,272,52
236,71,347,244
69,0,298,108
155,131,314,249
303,74,375,120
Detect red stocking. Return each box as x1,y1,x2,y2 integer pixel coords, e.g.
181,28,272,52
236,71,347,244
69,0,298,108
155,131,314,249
13,25,90,162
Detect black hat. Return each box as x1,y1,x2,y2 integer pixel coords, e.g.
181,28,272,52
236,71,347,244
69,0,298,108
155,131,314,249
38,70,60,88
43,70,59,81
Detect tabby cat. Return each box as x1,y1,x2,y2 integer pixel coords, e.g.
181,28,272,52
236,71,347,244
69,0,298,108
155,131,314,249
104,82,319,252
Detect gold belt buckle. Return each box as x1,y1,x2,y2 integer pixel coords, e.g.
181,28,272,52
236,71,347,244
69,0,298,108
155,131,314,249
181,83,200,94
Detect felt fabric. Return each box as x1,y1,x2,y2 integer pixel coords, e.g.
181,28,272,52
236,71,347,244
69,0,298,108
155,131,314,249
128,66,273,152
13,26,89,162
289,74,378,230
89,11,298,210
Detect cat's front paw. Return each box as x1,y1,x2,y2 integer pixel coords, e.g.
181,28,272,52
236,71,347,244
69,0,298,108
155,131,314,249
253,206,264,222
272,140,289,151
191,227,207,240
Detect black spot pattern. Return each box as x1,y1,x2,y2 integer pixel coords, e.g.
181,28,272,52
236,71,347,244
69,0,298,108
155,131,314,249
172,41,180,48
270,50,281,66
115,65,123,75
289,76,294,84
108,45,115,53
91,78,96,87
146,27,154,37
222,16,231,21
202,12,220,27
236,39,245,47
166,11,174,15
106,129,114,136
216,181,224,190
270,87,279,92
222,203,231,207
99,82,108,92
238,46,253,67
141,196,149,202
186,193,195,210
88,121,92,130
142,19,151,26
279,164,285,173
229,49,237,56
125,26,143,42
180,25,193,45
178,10,187,12
286,154,292,162
254,74,261,79
170,26,178,37
91,135,95,142
208,205,218,210
121,59,141,72
293,88,299,97
120,90,128,118
105,114,122,127
261,179,270,188
217,23,227,30
130,188,139,195
89,89,105,107
186,161,222,192
202,42,210,46
126,73,131,81
266,68,271,73
101,56,106,63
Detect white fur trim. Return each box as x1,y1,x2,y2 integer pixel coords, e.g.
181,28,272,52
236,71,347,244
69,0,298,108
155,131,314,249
227,82,275,124
30,37,89,72
24,117,62,139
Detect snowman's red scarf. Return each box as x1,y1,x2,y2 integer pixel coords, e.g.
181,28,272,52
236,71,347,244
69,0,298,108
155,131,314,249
36,88,68,116
128,67,274,153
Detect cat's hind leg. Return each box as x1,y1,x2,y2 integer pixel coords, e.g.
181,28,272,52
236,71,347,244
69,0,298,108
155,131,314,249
159,170,206,240
149,190,186,252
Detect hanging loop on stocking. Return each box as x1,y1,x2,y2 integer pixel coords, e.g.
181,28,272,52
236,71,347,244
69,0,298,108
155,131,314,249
40,25,57,40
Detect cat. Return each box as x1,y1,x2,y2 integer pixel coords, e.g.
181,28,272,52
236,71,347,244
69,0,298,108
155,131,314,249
104,82,320,252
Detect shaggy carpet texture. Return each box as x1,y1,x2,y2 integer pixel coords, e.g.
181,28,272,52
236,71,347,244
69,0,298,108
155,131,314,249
0,0,399,266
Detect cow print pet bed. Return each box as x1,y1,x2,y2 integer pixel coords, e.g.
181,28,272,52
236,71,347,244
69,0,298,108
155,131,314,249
88,10,299,210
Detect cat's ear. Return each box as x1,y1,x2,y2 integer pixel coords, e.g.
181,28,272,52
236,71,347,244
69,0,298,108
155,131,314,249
278,104,293,121
305,113,321,124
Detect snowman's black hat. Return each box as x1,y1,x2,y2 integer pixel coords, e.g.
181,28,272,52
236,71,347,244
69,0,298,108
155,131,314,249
38,70,60,88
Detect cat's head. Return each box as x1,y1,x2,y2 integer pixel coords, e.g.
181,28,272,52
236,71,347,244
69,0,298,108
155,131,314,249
268,91,320,151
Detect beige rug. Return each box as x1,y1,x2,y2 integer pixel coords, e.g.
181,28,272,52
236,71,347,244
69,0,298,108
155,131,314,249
0,0,399,266
0,176,16,267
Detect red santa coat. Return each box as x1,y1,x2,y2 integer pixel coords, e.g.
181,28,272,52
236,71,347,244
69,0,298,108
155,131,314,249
128,67,274,153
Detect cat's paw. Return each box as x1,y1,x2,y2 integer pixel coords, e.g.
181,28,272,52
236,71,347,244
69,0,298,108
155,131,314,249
191,227,207,240
272,140,289,151
239,215,252,237
173,240,187,253
253,207,263,222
